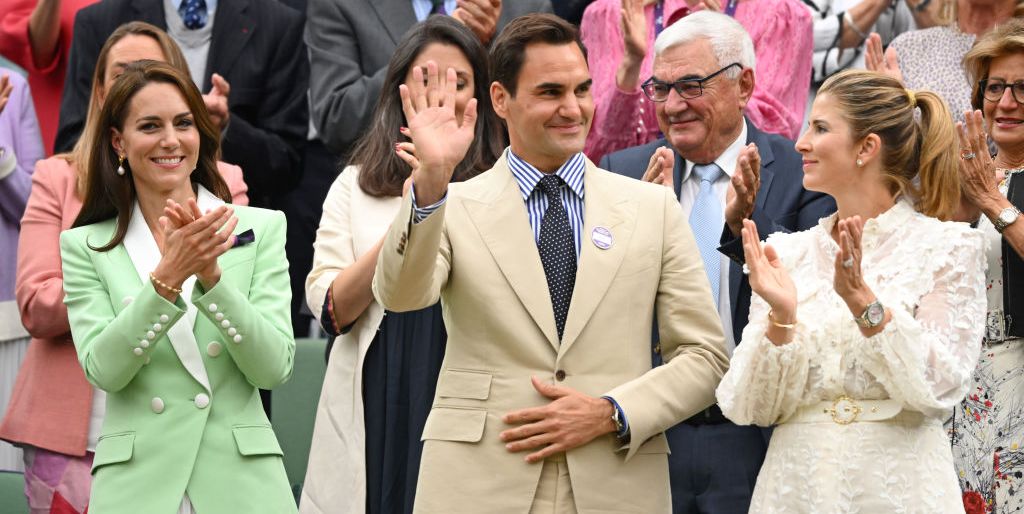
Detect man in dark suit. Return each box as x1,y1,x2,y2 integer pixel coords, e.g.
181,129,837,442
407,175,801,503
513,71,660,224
600,11,835,514
55,0,308,207
305,0,553,161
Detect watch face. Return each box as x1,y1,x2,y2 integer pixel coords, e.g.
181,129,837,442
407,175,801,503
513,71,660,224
1000,208,1019,225
867,302,885,325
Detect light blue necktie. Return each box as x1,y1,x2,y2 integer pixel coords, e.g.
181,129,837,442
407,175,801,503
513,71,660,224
689,163,724,303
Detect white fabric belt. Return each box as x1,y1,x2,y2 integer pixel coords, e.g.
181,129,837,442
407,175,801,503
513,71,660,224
784,396,903,425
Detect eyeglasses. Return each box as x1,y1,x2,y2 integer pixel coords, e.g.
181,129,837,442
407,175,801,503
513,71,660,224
980,79,1024,104
641,63,742,102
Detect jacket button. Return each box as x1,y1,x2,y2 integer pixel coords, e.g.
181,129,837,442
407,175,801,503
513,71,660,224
140,340,150,349
194,393,210,409
160,314,170,323
221,320,230,328
208,303,218,313
554,370,566,381
207,341,222,357
228,327,237,336
233,334,243,344
215,313,224,321
653,344,662,355
133,347,144,356
151,397,165,414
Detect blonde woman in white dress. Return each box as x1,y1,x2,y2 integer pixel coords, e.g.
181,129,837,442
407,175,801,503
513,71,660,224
716,69,987,513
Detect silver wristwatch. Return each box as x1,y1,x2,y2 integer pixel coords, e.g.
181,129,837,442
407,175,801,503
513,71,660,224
855,299,885,328
993,205,1021,233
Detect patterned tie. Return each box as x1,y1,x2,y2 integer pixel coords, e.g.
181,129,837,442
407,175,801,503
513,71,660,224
537,175,577,341
689,163,724,303
430,0,447,15
179,0,208,29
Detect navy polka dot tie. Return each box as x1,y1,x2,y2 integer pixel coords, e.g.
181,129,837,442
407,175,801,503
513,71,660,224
179,0,208,29
537,175,576,341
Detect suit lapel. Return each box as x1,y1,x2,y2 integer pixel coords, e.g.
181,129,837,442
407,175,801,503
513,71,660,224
132,0,167,27
559,164,635,354
206,0,255,91
122,201,211,394
369,0,419,46
463,159,560,351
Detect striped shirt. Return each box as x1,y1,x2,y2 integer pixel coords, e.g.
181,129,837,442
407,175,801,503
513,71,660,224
412,150,587,259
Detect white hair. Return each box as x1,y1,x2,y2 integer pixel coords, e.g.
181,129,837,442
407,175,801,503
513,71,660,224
653,10,756,77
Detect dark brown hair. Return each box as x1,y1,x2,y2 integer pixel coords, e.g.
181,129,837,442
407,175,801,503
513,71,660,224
65,21,192,194
352,16,505,197
73,60,231,251
963,18,1024,110
489,13,587,97
819,70,960,220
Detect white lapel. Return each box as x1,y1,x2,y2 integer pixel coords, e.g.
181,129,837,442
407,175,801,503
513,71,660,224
121,187,224,394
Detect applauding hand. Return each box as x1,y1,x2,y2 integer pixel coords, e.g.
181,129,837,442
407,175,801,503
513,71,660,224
641,147,675,189
151,200,237,297
865,33,903,84
741,219,797,344
0,75,11,115
956,110,1002,222
452,0,501,45
726,143,761,237
399,61,478,205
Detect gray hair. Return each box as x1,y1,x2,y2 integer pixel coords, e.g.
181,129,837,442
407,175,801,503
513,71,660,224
653,10,756,77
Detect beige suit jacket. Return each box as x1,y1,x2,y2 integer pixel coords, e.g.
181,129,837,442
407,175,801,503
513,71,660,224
373,153,729,514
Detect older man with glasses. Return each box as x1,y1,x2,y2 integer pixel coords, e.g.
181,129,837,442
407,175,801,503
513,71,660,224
600,11,835,514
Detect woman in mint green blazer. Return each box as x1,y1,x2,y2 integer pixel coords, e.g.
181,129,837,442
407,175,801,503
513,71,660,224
59,60,297,514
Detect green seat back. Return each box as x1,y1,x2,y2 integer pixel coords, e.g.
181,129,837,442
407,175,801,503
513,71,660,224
0,471,28,514
272,337,328,504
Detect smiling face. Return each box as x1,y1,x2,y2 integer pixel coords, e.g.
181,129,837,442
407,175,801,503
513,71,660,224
983,52,1024,153
406,42,475,124
653,38,752,163
99,34,167,105
795,93,862,195
111,82,200,197
492,42,593,172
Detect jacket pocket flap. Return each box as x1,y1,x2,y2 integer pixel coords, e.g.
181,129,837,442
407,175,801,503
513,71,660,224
232,425,284,456
436,369,492,400
92,432,135,472
635,433,670,454
421,407,487,443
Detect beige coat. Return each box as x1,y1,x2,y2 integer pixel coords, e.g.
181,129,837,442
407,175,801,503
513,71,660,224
300,166,401,514
373,153,730,514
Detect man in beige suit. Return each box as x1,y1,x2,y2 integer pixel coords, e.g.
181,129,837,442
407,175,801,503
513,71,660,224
374,13,729,514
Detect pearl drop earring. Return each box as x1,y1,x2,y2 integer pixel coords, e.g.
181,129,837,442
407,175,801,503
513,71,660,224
856,158,864,167
117,155,126,176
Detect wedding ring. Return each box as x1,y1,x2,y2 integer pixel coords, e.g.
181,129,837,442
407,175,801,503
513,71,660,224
742,263,750,275
962,151,977,161
842,257,854,269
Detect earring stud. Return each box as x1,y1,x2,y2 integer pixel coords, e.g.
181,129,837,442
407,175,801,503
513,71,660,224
117,155,126,176
856,158,864,167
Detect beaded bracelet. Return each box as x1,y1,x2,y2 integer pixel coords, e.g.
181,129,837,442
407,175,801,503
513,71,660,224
150,273,182,294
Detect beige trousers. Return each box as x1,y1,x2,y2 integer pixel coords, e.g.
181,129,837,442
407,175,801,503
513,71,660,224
528,453,578,514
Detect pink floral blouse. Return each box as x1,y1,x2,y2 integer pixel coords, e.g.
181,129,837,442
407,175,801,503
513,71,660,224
581,0,813,163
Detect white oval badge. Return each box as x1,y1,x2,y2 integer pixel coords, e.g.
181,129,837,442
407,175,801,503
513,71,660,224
592,227,613,250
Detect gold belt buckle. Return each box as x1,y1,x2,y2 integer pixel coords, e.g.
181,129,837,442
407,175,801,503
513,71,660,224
827,395,861,425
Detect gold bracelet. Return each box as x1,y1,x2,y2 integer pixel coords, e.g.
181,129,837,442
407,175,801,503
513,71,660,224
768,310,796,329
150,273,182,294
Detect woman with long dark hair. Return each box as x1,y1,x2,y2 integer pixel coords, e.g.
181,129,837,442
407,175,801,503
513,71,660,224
59,60,295,513
300,16,504,514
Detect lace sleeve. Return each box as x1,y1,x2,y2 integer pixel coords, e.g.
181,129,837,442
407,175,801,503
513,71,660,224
717,233,814,427
849,228,987,419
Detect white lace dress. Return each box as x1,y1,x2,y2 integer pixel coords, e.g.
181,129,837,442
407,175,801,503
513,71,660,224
716,200,988,513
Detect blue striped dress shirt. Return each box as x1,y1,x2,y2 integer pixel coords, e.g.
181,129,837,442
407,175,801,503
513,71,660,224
412,150,587,258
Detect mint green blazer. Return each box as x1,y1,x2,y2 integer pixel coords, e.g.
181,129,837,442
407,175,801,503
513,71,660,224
60,191,297,514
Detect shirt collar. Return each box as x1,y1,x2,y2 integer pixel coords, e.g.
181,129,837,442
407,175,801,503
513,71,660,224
508,149,586,201
682,122,748,184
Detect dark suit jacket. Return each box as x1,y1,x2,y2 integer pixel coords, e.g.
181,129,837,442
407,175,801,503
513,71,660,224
305,0,553,158
600,119,836,343
55,0,309,204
